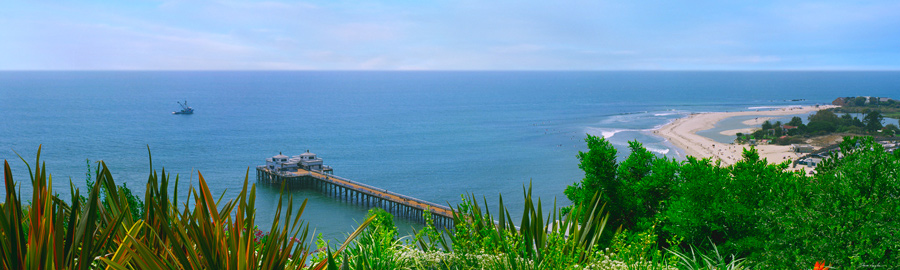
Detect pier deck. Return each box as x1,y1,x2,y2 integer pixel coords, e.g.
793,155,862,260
256,166,455,229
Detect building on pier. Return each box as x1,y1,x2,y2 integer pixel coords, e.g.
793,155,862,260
257,151,455,230
265,150,333,174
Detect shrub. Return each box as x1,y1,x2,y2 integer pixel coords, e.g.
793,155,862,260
564,135,898,268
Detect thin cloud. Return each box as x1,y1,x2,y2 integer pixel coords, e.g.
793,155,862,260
1,1,898,70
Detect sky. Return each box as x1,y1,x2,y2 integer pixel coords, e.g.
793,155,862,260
1,0,899,70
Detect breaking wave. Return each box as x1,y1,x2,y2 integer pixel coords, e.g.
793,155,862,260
645,146,671,155
746,105,802,110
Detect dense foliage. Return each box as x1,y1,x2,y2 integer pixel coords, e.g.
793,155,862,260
565,134,899,268
833,96,900,119
736,109,900,144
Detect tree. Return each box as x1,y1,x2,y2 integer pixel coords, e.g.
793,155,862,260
852,116,865,128
761,120,773,130
840,113,854,126
564,134,618,219
752,129,766,139
853,96,867,106
863,110,884,133
784,137,900,267
616,140,657,230
883,124,898,137
808,110,839,125
787,116,804,127
807,121,836,133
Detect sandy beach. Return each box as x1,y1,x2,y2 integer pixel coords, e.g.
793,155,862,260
741,117,777,126
656,105,837,166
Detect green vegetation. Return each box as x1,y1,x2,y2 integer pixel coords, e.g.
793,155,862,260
2,136,896,269
564,135,899,269
0,146,369,270
736,109,900,145
833,96,900,119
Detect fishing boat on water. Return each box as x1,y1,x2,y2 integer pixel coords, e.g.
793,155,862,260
172,100,194,114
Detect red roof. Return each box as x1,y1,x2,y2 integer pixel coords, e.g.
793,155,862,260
783,125,798,129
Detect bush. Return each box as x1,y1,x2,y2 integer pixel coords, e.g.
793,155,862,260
563,136,898,268
759,137,900,268
807,121,837,133
772,136,805,145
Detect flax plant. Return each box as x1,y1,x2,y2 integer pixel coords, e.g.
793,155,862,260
450,183,613,269
103,148,373,270
0,146,128,270
1,147,372,269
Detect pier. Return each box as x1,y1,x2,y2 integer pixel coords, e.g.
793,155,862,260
256,152,455,229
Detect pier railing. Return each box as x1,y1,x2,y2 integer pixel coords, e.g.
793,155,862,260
320,172,451,212
256,166,455,229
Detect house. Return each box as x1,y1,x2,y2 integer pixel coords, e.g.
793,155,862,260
792,144,815,153
266,153,290,171
797,157,823,167
265,150,333,173
296,151,325,171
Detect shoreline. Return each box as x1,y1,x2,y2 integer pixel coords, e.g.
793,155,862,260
655,105,837,166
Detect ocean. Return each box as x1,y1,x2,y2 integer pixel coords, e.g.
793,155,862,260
2,71,898,240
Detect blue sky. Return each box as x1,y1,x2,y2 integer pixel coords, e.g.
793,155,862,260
1,1,898,70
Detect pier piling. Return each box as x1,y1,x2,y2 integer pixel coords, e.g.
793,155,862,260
256,166,455,230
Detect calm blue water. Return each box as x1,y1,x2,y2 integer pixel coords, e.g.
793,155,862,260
2,71,899,241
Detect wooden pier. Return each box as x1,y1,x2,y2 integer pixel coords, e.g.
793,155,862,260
256,166,455,230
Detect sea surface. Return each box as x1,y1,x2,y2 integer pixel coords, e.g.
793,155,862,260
2,71,898,241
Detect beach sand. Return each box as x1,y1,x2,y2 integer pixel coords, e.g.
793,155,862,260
719,127,757,136
656,105,836,167
741,117,777,126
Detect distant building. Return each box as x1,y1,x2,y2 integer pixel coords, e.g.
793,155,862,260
266,150,333,174
266,153,290,170
798,157,823,167
296,151,325,171
792,144,815,153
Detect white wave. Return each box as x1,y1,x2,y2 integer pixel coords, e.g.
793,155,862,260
645,146,671,155
585,127,631,139
601,129,625,138
646,117,683,131
653,109,690,117
588,126,678,139
617,111,649,116
746,105,803,110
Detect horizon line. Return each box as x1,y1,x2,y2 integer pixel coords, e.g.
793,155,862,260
2,69,900,72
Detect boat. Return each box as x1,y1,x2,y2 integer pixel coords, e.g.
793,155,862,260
172,100,194,114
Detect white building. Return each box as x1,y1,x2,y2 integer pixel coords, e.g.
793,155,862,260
266,153,290,171
266,150,333,173
791,144,815,153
